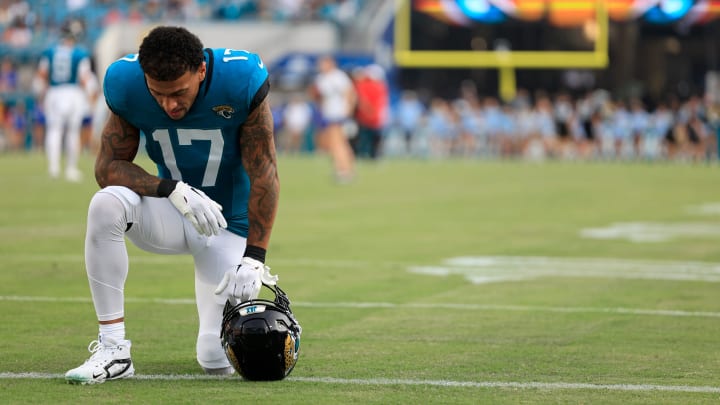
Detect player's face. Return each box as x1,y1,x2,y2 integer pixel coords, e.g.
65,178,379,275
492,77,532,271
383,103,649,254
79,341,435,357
317,57,333,73
145,62,206,120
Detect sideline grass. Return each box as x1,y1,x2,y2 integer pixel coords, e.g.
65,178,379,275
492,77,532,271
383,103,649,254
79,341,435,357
2,152,720,404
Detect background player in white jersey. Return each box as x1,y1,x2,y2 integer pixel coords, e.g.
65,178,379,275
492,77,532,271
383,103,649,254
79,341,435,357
33,19,97,182
64,26,280,384
311,55,356,183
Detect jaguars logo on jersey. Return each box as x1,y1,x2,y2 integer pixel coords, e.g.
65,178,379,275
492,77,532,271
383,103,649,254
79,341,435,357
213,105,235,119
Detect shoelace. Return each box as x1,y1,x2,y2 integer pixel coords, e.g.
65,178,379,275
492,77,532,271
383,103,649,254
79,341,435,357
85,340,111,363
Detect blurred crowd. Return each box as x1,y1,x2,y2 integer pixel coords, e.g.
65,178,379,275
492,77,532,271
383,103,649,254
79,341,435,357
1,0,362,54
1,0,719,166
3,52,720,165
275,83,720,163
0,0,364,151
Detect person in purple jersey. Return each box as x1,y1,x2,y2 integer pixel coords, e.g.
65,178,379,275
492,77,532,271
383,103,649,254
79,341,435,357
65,26,281,384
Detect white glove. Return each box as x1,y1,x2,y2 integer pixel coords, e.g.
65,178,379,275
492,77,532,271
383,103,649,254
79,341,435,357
168,181,227,236
214,257,279,304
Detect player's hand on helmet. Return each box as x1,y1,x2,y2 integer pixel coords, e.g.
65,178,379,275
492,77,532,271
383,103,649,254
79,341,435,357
214,257,279,304
168,181,227,236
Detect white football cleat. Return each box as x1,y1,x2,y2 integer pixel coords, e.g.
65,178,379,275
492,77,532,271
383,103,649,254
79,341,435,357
65,335,134,385
65,168,83,183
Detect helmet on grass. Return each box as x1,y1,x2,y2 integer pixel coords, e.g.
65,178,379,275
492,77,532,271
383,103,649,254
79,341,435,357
221,284,301,381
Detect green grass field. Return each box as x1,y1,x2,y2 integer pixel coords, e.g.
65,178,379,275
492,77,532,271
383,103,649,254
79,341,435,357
3,152,720,404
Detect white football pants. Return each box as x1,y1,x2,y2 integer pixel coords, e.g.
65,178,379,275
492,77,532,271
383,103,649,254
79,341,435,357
43,85,87,177
84,186,245,369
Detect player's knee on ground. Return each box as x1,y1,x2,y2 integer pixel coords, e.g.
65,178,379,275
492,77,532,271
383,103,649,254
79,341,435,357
197,333,231,372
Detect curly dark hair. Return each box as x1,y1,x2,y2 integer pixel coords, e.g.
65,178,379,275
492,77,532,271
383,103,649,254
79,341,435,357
138,26,205,81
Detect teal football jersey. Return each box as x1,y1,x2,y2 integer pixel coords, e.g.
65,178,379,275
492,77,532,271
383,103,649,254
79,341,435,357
103,48,270,237
42,44,91,86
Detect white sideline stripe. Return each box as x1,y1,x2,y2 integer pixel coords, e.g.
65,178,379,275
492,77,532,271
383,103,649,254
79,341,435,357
0,372,719,393
2,295,720,319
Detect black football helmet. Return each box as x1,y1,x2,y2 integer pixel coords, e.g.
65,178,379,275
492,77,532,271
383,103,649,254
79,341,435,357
221,284,301,381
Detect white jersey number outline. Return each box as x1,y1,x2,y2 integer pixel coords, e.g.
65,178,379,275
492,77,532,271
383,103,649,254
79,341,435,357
151,129,224,187
222,48,250,62
223,48,264,68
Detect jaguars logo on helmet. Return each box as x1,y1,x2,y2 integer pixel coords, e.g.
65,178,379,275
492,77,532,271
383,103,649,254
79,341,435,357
221,284,301,381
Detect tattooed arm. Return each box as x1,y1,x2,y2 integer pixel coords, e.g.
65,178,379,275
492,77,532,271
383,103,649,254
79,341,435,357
95,111,163,196
240,98,279,250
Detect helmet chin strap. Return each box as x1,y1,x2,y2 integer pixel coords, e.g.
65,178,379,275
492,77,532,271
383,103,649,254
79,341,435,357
260,265,278,286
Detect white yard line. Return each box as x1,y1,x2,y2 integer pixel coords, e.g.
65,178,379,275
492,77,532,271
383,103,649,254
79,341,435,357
2,295,720,318
8,254,720,284
0,372,718,393
686,202,720,215
409,256,720,284
579,222,720,242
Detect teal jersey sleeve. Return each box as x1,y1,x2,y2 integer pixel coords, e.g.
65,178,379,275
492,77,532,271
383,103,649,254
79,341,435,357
102,48,270,237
